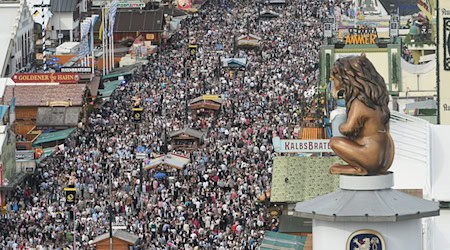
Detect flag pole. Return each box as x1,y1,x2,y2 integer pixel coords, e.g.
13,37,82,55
91,15,96,76
102,7,106,76
109,21,113,72
111,31,115,70
105,6,109,75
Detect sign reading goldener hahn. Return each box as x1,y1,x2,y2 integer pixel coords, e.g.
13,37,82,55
12,73,80,84
272,137,333,153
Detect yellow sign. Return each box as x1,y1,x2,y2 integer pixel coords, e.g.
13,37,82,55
47,101,73,107
344,27,378,45
64,187,76,204
345,34,377,45
202,95,219,101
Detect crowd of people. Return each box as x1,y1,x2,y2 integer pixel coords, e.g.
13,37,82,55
0,0,329,249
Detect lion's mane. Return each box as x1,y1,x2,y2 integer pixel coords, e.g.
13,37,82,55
331,55,390,126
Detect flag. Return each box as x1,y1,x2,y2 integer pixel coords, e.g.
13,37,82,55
9,97,15,124
108,0,118,37
99,7,109,40
79,18,92,57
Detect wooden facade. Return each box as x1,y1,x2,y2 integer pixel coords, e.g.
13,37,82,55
92,230,139,250
94,238,132,250
15,107,38,136
169,128,205,151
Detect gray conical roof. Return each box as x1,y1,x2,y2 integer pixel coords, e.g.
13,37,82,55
294,188,439,222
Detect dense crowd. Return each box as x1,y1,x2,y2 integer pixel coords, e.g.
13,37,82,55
0,0,328,249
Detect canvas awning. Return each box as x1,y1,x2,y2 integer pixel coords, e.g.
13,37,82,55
101,70,133,81
32,128,76,147
222,58,247,68
260,231,307,250
98,80,122,100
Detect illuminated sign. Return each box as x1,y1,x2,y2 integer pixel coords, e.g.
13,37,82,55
344,27,378,45
12,73,80,84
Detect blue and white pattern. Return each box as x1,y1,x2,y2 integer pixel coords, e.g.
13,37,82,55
108,0,119,37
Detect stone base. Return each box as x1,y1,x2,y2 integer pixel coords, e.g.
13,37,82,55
339,172,394,190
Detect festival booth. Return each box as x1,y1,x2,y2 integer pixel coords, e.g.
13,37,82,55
143,153,190,170
92,230,140,250
258,10,281,19
169,128,205,151
267,0,286,5
189,95,223,118
237,34,261,49
222,58,247,82
222,58,247,69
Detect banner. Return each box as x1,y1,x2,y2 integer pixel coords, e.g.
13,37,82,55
12,73,80,84
132,107,143,122
108,0,118,37
64,187,76,204
439,5,450,124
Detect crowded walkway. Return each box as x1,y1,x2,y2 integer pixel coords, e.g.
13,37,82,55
0,0,329,249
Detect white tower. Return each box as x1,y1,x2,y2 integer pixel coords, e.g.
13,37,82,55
295,173,439,250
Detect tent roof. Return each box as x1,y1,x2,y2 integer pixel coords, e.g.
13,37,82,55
169,128,205,139
98,80,122,100
222,58,247,68
259,10,281,18
237,34,262,41
92,230,139,245
32,128,76,147
189,95,223,105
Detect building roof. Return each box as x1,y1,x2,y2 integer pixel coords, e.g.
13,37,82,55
378,0,420,16
294,187,439,222
32,127,76,146
260,231,307,250
271,157,340,203
0,2,21,76
114,10,164,33
92,230,140,245
50,0,78,13
404,100,437,110
162,5,187,17
169,128,205,139
3,84,86,107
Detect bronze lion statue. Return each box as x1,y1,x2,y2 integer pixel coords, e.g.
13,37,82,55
329,54,395,175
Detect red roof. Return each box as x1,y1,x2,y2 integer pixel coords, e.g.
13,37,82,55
3,84,86,107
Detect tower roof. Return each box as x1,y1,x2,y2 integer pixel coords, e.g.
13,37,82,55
294,173,439,222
